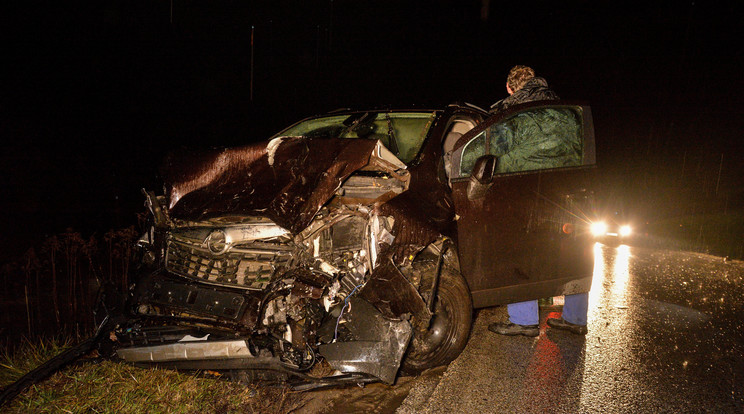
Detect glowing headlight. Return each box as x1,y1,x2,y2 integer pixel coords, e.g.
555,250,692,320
590,221,607,237
619,225,632,237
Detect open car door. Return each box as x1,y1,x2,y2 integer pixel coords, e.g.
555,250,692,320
448,101,596,308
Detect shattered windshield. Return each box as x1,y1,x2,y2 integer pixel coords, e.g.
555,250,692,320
276,112,436,163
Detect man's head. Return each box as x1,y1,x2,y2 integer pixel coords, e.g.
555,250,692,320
506,65,535,95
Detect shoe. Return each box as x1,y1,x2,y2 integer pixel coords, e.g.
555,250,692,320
488,322,539,337
547,317,587,335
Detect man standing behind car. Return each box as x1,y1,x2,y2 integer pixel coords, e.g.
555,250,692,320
489,65,558,113
486,65,589,337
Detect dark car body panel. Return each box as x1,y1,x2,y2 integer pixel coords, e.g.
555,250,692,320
451,168,595,307
449,101,596,308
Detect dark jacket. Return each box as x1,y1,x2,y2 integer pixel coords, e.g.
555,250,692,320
489,77,559,113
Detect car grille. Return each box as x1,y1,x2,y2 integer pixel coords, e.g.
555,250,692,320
165,240,293,290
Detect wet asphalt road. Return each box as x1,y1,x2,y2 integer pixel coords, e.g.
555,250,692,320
396,243,744,413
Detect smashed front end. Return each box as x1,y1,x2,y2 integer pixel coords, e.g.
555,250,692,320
113,136,437,387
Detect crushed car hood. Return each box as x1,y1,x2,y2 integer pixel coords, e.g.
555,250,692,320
163,137,406,234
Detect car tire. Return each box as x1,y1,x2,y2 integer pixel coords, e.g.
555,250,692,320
401,262,473,374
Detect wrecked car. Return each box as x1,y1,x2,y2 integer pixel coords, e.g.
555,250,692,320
111,101,597,388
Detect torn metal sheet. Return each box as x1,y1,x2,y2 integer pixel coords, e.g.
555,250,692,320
163,138,403,234
318,298,412,384
360,259,432,324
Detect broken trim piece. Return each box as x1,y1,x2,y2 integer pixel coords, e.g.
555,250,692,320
115,339,253,363
318,298,412,384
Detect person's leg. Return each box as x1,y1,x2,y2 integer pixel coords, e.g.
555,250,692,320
562,293,589,325
489,300,539,337
507,300,539,326
547,292,588,334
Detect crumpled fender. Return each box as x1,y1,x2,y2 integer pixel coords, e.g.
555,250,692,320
360,259,432,324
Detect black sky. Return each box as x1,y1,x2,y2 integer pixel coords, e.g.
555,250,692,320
2,1,744,256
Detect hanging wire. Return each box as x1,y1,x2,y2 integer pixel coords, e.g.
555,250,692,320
333,282,363,341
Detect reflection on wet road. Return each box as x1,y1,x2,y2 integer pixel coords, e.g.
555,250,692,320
396,244,744,413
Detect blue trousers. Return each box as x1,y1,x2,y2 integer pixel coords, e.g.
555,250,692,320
507,293,589,326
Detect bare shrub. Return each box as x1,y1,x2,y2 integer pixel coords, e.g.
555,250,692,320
1,225,140,344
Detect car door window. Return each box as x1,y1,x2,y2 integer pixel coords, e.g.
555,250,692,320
455,104,591,177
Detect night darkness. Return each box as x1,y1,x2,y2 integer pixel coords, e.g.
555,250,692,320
3,1,744,258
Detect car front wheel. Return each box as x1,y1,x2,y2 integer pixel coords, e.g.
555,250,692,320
401,262,473,374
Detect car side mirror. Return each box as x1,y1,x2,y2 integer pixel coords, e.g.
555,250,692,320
467,155,498,199
473,155,497,184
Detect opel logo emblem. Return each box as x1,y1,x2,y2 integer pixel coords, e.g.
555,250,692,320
205,230,228,254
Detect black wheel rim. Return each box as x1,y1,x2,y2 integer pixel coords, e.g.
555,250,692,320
411,289,456,361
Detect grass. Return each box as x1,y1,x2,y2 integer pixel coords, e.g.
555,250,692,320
0,338,306,413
